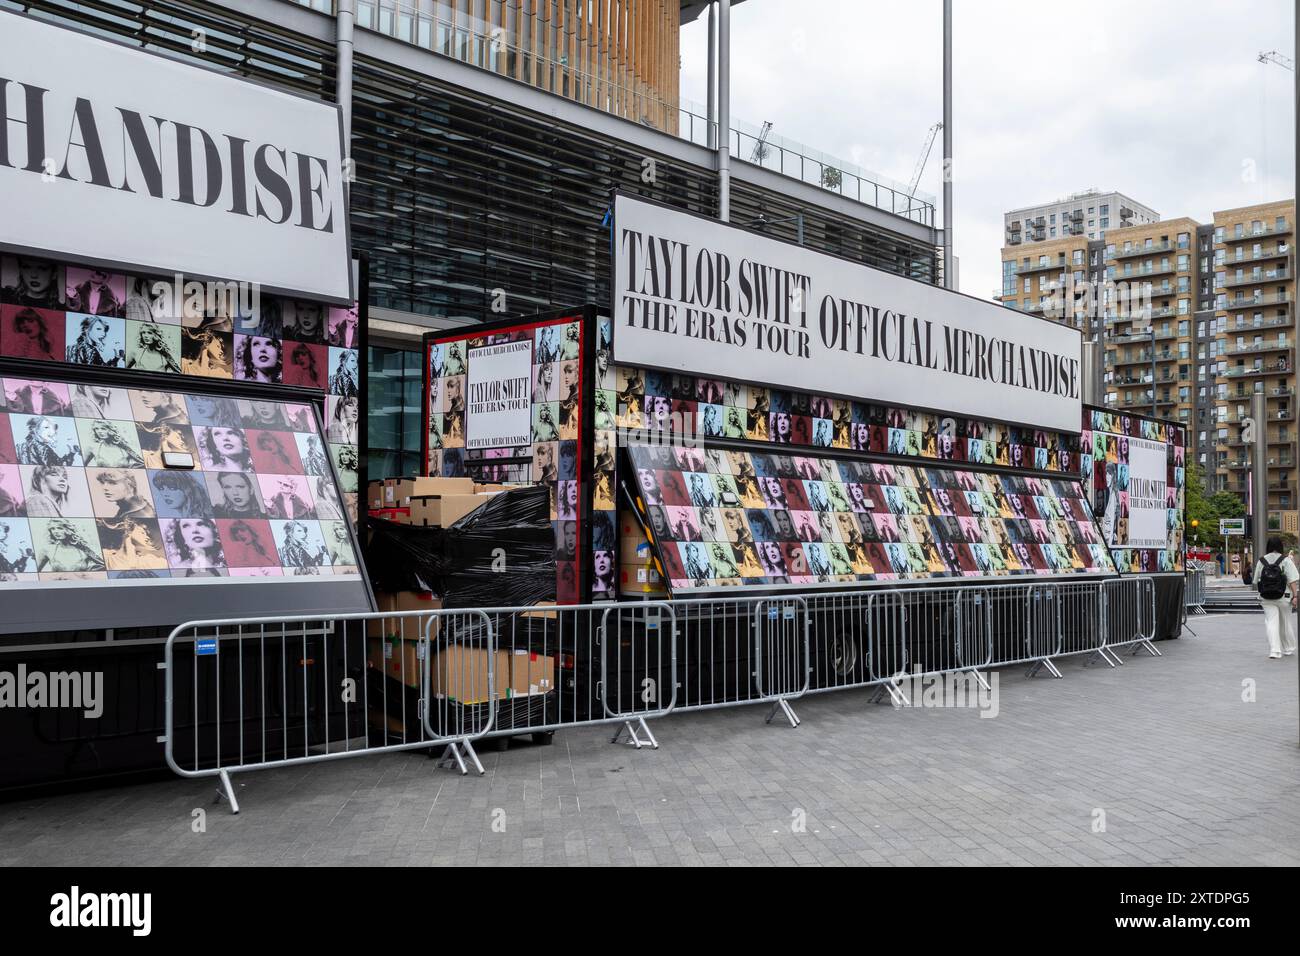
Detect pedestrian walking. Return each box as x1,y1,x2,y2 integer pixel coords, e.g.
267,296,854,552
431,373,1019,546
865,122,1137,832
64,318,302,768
1251,536,1298,660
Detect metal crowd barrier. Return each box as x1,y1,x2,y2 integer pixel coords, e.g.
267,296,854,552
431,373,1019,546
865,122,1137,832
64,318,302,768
441,601,678,764
1101,575,1159,663
1184,567,1208,615
164,578,1164,810
163,608,493,813
670,595,810,726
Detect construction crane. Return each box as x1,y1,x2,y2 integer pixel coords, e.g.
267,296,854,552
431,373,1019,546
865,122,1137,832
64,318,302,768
750,120,773,163
1258,50,1295,71
907,122,943,199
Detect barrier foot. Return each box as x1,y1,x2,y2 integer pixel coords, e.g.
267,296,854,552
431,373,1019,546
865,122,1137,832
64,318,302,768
969,669,992,692
765,698,801,728
1099,646,1124,667
870,679,911,707
216,768,240,815
1027,658,1063,679
611,717,658,750
1132,640,1162,658
437,741,483,775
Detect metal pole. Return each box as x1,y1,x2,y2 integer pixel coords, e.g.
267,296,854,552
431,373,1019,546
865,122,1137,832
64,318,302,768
706,2,717,151
1252,391,1268,562
941,0,953,289
335,0,356,191
717,0,731,221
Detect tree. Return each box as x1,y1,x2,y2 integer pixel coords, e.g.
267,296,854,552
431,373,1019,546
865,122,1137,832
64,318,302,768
1184,463,1246,546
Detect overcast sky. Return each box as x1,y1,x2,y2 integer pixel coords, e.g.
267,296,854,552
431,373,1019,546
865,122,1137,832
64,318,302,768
680,0,1296,301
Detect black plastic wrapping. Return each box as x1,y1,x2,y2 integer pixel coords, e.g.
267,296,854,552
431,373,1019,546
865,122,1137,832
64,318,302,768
365,485,556,608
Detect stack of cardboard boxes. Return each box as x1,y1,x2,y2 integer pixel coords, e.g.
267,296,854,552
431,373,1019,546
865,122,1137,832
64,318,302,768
366,476,508,527
618,509,667,597
364,477,557,733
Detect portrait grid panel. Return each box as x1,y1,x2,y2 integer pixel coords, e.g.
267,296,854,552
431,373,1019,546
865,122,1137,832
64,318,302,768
610,362,1082,475
1,253,361,526
0,375,358,584
426,316,586,603
627,443,1115,593
1082,408,1186,574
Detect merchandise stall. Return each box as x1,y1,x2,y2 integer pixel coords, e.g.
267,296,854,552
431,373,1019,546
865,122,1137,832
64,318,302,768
419,194,1185,700
0,12,369,790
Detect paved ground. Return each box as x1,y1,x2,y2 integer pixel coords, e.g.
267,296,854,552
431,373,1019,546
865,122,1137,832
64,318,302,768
1,613,1297,866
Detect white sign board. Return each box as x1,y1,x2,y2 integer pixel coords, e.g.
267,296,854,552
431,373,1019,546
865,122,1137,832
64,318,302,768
0,12,352,303
1126,437,1169,549
612,194,1082,432
1220,518,1246,536
466,340,534,450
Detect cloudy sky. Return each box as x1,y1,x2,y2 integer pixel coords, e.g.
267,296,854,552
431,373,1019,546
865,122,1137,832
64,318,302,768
680,0,1295,300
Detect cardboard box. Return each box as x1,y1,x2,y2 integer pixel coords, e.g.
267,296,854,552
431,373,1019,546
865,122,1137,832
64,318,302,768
367,634,425,689
368,480,386,510
386,476,474,507
429,646,511,704
620,536,653,563
437,494,489,527
474,483,509,494
368,506,411,524
521,600,558,620
508,650,556,697
619,561,667,595
367,591,440,636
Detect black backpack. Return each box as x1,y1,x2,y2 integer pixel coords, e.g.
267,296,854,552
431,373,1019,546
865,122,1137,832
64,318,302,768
1257,555,1288,600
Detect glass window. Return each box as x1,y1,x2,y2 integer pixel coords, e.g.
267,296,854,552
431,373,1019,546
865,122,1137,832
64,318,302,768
367,345,424,479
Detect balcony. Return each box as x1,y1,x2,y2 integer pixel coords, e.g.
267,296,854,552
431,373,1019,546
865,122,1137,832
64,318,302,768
1112,325,1180,343
1222,339,1293,356
1219,220,1293,242
329,0,936,225
1018,259,1069,276
1121,262,1179,279
1111,306,1180,323
1221,411,1295,423
1220,245,1292,266
1111,239,1173,259
1112,350,1180,365
1223,362,1291,378
1220,268,1292,288
1221,292,1291,311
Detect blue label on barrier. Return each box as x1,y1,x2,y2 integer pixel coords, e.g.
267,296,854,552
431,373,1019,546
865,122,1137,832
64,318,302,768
196,639,218,657
768,607,778,620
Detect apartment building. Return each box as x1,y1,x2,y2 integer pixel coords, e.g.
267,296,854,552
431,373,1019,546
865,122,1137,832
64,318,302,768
1210,200,1296,521
999,198,1297,528
1101,217,1203,431
1005,189,1158,246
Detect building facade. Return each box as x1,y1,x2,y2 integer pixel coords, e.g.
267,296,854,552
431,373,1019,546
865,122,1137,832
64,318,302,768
1000,198,1297,527
1210,200,1296,520
1004,189,1159,247
8,0,939,478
